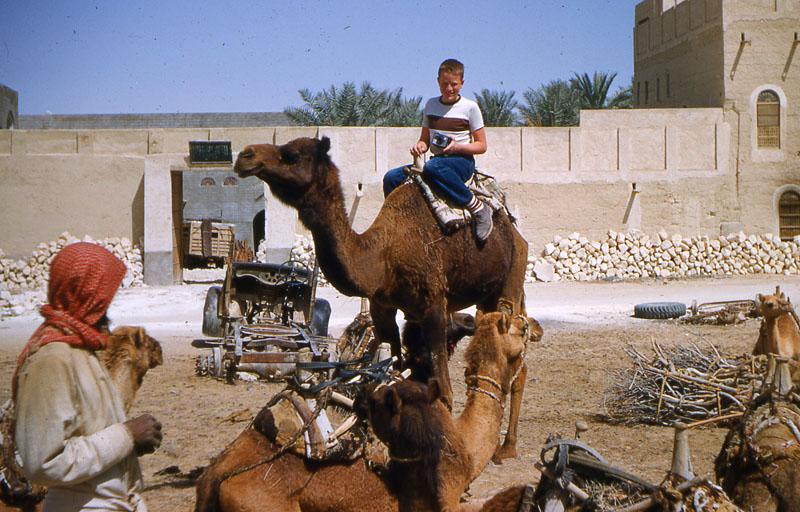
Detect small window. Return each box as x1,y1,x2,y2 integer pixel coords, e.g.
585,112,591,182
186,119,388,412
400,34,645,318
645,81,649,104
200,177,216,187
5,112,14,129
779,191,800,240
223,176,239,187
656,77,660,102
757,90,780,148
666,72,670,98
636,82,641,105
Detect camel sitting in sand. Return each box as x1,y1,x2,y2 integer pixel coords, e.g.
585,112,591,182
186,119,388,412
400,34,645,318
0,326,163,512
365,311,539,512
234,137,530,457
752,287,800,361
716,359,800,511
194,311,539,512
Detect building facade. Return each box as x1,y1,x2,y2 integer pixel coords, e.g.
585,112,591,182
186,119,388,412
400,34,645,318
635,0,800,240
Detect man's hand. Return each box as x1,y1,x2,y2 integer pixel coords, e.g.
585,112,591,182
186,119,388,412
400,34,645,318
441,140,458,155
410,140,428,157
124,414,163,456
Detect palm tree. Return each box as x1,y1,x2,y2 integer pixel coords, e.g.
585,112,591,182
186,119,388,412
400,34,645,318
474,89,519,126
570,71,633,110
284,82,421,126
518,80,580,127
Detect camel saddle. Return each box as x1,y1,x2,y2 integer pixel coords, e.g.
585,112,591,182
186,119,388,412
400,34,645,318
254,390,389,468
404,166,513,235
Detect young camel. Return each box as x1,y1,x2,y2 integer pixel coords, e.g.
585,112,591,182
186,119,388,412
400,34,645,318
194,311,539,512
752,287,800,360
366,311,540,512
0,326,163,512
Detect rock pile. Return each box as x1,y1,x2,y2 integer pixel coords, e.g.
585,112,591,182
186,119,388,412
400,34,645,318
0,233,143,319
527,230,800,282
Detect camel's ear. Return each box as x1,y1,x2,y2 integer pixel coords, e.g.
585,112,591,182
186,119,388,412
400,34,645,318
757,294,764,302
528,317,543,342
475,310,484,324
427,379,444,403
133,327,145,348
497,313,509,334
317,136,331,157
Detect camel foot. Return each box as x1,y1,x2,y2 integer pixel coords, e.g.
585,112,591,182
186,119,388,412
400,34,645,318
491,444,517,464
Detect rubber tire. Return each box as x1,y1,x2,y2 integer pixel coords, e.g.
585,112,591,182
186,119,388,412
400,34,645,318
310,298,331,337
202,286,224,337
633,302,687,319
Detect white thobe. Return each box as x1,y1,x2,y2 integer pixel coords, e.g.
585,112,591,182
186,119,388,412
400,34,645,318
15,342,146,511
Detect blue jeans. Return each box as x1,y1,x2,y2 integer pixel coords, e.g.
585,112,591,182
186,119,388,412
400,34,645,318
383,155,475,207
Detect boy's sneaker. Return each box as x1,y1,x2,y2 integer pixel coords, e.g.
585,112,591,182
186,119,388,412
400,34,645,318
473,205,494,243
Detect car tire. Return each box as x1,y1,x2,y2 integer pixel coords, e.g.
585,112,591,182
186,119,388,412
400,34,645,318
310,298,331,336
633,302,687,319
202,286,224,337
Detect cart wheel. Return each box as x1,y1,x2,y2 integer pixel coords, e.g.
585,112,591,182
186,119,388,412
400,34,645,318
202,286,224,337
310,298,331,336
633,302,687,319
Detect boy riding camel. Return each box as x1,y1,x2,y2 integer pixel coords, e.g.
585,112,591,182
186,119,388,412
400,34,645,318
383,58,493,242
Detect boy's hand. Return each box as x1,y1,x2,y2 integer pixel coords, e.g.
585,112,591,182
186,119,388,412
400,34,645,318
410,141,428,157
441,141,458,155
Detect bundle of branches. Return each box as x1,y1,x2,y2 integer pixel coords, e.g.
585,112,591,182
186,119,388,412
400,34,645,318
603,341,772,426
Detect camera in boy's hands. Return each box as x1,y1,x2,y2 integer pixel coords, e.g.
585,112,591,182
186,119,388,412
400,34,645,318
431,133,453,149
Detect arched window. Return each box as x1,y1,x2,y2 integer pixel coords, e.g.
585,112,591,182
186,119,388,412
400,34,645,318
223,176,238,187
200,177,216,187
757,90,780,148
779,190,800,240
5,112,14,129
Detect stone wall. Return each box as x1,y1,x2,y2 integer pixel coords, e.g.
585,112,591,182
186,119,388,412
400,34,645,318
18,112,294,129
0,107,796,285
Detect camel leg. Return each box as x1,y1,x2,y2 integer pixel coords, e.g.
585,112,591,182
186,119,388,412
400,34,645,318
492,363,526,463
371,304,401,367
422,306,454,409
402,321,434,382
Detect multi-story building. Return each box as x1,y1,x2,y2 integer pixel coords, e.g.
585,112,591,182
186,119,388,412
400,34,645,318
634,0,799,239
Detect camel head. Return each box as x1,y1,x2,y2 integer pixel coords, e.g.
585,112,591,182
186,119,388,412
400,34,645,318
367,380,447,462
234,137,333,207
464,312,541,395
757,288,792,320
99,326,163,412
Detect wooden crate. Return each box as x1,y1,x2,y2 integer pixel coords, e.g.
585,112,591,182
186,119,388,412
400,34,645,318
182,220,235,259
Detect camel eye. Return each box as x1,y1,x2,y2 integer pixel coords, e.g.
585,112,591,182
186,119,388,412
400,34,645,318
280,148,299,165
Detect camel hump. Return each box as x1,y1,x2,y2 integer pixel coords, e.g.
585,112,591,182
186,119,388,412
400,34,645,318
405,169,512,235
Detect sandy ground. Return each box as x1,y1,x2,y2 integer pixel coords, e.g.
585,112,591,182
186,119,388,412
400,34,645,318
1,275,798,511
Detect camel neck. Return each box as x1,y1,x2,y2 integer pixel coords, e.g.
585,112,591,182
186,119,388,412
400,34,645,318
296,166,380,298
457,371,506,481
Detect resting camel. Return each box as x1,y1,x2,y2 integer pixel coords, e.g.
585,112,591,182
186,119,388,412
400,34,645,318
716,359,800,511
0,326,163,512
194,311,538,512
366,311,538,512
234,136,530,458
752,287,800,361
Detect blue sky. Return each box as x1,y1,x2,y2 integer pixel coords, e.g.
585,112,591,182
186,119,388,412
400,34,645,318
0,1,638,115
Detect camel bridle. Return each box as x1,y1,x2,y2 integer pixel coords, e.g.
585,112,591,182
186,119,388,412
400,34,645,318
466,314,530,407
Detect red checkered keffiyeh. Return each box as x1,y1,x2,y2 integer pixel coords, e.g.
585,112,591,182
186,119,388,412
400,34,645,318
15,242,127,372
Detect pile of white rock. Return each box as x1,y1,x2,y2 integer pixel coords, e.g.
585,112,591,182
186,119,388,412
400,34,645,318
527,230,800,283
0,233,144,319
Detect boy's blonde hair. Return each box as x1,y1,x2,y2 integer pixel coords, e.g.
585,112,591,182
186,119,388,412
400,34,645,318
438,59,464,79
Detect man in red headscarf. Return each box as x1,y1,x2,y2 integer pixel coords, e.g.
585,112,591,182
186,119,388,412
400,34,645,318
14,242,162,511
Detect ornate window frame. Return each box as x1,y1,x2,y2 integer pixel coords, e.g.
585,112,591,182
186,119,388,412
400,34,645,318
750,85,787,163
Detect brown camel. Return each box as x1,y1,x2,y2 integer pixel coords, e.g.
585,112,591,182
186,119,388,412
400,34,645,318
0,326,163,512
234,136,530,458
366,311,537,512
716,360,800,511
752,287,800,361
194,311,537,512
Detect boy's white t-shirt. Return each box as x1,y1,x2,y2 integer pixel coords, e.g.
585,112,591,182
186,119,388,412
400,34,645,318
422,96,484,155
